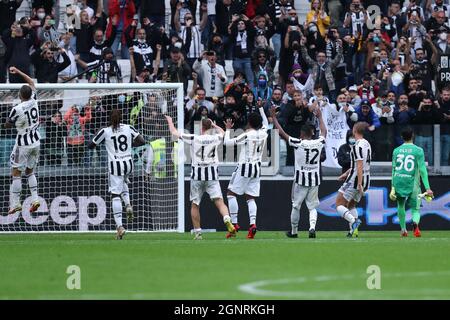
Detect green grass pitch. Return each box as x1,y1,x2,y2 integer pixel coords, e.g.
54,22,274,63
1,231,450,300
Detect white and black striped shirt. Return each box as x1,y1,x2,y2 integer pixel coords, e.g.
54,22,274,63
92,124,140,176
132,40,154,72
86,59,123,83
8,91,41,147
289,136,325,187
224,109,269,178
193,60,227,98
345,11,367,36
180,25,203,59
345,138,372,191
181,132,222,181
274,1,293,19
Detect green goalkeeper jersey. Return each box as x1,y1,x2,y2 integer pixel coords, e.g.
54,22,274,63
392,143,430,197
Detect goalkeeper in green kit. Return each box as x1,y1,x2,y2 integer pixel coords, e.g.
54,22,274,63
390,127,434,237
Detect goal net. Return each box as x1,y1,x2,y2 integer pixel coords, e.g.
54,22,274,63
0,83,185,233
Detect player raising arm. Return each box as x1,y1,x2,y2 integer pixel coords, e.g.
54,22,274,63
165,116,236,240
390,127,433,237
223,104,269,239
4,67,41,215
270,105,327,238
88,109,146,239
335,122,372,238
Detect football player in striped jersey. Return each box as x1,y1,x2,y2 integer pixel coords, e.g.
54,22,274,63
223,105,269,239
4,67,41,215
270,105,327,238
336,122,372,238
165,116,236,240
89,109,145,239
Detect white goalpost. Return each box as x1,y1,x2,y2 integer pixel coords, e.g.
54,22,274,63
0,83,185,233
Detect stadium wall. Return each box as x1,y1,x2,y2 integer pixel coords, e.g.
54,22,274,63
0,177,449,232
184,177,450,232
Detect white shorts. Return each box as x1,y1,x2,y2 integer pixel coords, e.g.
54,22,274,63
227,172,260,197
109,174,130,195
10,144,40,171
292,183,320,210
190,180,223,206
338,181,363,202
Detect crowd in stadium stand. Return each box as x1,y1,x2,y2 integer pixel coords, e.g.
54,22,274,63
0,0,449,167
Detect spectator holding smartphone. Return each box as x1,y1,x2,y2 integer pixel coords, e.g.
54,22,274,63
3,22,35,83
31,41,71,83
39,15,59,45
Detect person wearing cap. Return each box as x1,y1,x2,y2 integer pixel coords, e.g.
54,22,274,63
354,99,380,132
348,85,362,106
77,47,123,83
163,46,192,93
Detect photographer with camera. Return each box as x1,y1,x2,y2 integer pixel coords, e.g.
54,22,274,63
31,40,71,83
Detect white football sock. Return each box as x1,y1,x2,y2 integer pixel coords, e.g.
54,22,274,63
121,183,130,206
26,174,38,202
227,196,238,224
193,228,202,233
349,208,358,230
337,205,355,224
10,176,22,208
247,199,257,225
309,209,317,230
223,215,231,224
112,197,123,228
291,207,300,234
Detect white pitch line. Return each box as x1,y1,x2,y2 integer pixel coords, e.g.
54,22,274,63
238,271,450,298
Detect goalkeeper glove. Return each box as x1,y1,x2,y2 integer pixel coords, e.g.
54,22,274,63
389,187,397,201
418,192,434,203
